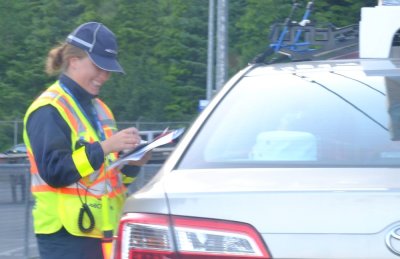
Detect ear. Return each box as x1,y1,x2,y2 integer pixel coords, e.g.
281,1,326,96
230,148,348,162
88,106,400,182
68,57,80,70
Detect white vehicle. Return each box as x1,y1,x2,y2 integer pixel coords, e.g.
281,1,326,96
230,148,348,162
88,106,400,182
114,3,400,259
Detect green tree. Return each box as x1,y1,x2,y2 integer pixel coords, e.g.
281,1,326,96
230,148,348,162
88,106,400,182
101,0,208,122
0,0,381,148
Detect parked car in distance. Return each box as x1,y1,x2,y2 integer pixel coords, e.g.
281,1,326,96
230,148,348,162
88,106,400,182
0,143,28,164
3,143,27,155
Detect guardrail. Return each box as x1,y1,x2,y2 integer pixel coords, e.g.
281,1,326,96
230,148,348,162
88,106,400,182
0,163,162,259
0,164,34,259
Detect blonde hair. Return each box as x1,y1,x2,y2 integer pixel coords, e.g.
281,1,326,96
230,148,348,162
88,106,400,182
45,43,87,76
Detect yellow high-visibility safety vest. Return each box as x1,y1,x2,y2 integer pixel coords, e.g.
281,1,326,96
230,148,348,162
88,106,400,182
23,81,129,238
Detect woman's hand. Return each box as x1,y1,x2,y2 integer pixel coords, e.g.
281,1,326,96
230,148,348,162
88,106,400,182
127,151,152,166
100,127,142,156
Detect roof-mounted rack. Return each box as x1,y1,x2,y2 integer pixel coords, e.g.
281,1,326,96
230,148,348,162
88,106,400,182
269,23,358,61
251,1,359,64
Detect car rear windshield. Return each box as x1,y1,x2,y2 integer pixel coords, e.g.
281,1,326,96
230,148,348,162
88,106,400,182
178,66,400,168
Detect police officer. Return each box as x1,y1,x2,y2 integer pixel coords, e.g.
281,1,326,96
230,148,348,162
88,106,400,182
23,22,149,259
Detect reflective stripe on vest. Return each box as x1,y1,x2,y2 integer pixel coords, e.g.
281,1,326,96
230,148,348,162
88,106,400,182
23,81,127,237
28,82,123,196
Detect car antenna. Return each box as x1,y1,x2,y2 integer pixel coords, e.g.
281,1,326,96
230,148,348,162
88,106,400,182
293,73,388,132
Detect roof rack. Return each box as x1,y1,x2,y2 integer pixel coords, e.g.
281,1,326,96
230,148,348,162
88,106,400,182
251,1,359,64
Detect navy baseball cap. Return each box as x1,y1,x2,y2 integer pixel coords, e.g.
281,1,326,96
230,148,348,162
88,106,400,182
66,22,125,74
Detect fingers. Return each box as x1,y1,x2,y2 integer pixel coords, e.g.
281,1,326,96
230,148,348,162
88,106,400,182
123,127,141,145
123,127,138,136
117,127,142,150
101,127,143,155
127,151,152,166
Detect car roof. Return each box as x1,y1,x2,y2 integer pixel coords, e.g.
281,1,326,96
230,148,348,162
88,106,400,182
245,58,400,77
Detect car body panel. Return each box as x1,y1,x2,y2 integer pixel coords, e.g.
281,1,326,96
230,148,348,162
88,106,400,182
165,169,400,259
162,168,400,234
121,59,400,258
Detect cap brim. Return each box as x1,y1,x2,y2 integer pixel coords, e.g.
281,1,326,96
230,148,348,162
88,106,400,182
88,52,125,74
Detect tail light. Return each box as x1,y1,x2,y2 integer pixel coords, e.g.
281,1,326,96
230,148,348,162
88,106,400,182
114,213,271,259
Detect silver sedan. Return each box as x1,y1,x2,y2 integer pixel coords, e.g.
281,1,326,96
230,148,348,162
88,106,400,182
114,58,400,259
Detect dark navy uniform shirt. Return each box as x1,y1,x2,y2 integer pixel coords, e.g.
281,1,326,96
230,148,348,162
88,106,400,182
26,74,139,188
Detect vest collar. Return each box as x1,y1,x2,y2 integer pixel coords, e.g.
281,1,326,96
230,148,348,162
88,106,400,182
59,74,96,106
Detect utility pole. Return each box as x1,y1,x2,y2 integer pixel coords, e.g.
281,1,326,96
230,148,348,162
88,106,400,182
215,0,228,91
206,0,215,101
205,0,228,103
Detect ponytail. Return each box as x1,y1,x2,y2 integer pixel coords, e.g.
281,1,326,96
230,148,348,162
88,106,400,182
45,43,86,76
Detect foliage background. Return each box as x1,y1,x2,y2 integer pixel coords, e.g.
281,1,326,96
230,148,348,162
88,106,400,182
0,0,376,148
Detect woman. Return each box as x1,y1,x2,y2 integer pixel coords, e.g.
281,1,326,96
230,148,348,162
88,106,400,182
23,22,149,259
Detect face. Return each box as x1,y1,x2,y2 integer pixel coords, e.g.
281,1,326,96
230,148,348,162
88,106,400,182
67,56,111,96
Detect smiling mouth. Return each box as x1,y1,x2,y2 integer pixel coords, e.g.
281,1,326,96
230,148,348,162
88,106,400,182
92,81,102,87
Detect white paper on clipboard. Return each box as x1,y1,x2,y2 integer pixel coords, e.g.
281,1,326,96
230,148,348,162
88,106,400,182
107,127,185,170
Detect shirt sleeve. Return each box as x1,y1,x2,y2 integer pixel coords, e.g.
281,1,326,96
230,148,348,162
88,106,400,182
121,165,141,178
26,105,104,188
